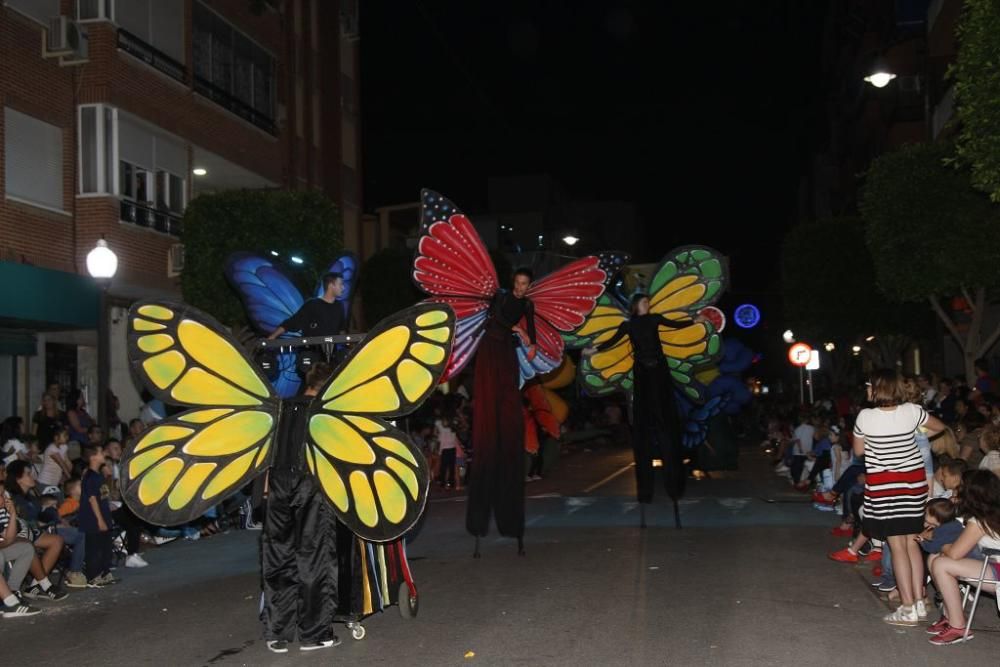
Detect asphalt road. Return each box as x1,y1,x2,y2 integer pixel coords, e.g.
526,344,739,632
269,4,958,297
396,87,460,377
5,439,998,666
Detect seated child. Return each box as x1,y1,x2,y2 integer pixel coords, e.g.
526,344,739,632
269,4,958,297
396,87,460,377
918,498,964,555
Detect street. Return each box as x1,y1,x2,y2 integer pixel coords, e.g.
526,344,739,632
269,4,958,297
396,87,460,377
5,440,998,666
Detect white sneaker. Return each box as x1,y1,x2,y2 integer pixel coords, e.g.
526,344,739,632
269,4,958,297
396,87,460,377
884,605,920,626
125,553,149,568
152,536,177,546
916,599,928,620
774,464,790,474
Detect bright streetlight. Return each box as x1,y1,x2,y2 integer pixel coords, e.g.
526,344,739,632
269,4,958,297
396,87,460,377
562,235,579,247
782,329,795,344
864,57,896,88
86,237,118,435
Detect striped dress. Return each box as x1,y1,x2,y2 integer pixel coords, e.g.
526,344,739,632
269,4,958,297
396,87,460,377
853,403,929,539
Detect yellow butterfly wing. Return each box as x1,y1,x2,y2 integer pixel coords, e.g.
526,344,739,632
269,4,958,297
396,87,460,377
306,303,455,542
121,301,278,525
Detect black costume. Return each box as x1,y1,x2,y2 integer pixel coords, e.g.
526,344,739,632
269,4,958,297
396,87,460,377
280,298,345,335
466,291,535,541
599,314,687,505
261,396,339,643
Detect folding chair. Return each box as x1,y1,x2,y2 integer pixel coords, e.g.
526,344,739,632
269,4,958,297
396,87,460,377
959,546,1000,641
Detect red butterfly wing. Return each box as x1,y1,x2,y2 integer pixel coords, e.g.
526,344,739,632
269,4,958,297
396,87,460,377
523,257,606,361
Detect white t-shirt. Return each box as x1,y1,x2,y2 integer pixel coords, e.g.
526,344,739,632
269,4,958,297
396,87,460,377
37,443,68,487
979,450,1000,472
435,420,459,451
2,438,27,465
792,424,815,456
968,517,1000,551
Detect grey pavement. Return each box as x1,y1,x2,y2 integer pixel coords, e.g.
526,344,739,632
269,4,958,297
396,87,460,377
4,440,999,666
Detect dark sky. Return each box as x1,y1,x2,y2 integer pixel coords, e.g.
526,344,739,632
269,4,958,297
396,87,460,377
360,1,828,289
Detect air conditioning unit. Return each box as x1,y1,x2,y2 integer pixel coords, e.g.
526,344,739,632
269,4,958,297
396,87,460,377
43,16,89,65
167,243,185,277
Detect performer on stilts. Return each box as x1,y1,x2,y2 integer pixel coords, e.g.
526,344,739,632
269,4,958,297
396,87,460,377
412,189,608,557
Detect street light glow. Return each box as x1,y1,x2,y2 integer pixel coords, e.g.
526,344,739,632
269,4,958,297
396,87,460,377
86,238,118,280
270,250,279,257
192,167,208,176
290,256,304,265
824,342,835,352
782,329,795,344
562,235,579,246
864,71,896,88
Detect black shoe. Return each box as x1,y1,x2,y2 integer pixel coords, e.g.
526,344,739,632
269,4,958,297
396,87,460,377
266,640,289,654
299,637,342,651
2,599,41,618
23,585,68,602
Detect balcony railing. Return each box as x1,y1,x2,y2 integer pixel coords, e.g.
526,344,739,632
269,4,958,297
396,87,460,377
117,28,186,83
193,75,277,135
120,199,183,237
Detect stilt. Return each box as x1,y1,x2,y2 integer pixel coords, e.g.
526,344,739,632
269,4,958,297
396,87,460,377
640,504,647,529
473,536,481,559
517,536,525,556
673,499,682,529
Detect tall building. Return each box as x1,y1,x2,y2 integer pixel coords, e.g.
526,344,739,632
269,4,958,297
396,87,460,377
0,0,362,423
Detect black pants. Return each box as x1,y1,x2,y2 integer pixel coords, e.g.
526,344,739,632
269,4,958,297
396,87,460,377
112,506,142,555
807,452,831,484
790,455,808,483
439,448,456,486
262,470,338,643
84,530,112,580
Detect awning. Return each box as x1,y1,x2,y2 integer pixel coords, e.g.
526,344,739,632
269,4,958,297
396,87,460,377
0,261,100,333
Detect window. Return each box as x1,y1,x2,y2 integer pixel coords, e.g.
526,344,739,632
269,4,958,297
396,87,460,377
192,1,276,130
4,107,64,211
78,104,115,194
76,0,110,21
5,0,59,25
114,0,183,64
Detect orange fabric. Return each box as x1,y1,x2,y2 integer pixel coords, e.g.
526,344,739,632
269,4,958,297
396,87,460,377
58,497,79,517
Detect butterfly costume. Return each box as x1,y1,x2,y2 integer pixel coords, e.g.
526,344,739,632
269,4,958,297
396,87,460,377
120,300,454,641
413,190,607,548
567,246,727,518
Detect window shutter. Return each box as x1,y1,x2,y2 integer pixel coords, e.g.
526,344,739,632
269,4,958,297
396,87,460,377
4,108,64,210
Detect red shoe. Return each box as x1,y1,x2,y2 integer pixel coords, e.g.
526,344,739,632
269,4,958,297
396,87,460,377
812,492,835,505
928,625,973,645
830,526,853,537
926,618,950,635
872,565,883,577
829,548,860,563
864,549,882,562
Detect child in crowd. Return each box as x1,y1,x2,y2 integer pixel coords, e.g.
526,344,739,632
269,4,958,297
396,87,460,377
59,478,81,519
435,400,461,490
79,445,115,588
917,498,964,556
932,457,967,499
977,424,1000,472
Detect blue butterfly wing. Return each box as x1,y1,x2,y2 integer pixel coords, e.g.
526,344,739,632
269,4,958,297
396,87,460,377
314,252,358,323
225,253,305,335
681,395,726,448
516,344,561,387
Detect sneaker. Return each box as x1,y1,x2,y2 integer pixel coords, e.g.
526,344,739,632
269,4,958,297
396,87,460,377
813,502,836,512
884,605,920,627
86,578,105,589
877,581,897,593
774,463,790,474
266,640,289,654
65,571,88,588
23,585,68,601
929,625,973,645
829,548,860,563
125,553,149,568
300,637,342,651
96,573,119,586
916,599,928,620
830,526,853,537
244,521,263,530
2,599,41,618
926,618,950,635
864,549,882,562
152,536,178,546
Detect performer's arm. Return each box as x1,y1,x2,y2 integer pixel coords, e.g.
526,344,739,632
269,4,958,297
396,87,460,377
594,321,629,352
268,304,306,340
522,301,538,361
266,326,286,340
656,314,690,330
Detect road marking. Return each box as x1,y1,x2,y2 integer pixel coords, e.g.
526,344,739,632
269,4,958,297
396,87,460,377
583,462,634,493
566,497,598,514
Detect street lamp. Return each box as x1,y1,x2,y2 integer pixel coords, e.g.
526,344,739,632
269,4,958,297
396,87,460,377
562,235,579,247
864,57,896,88
782,329,795,344
86,237,118,435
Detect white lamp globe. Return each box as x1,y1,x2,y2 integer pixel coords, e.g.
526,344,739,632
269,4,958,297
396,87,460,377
87,238,118,280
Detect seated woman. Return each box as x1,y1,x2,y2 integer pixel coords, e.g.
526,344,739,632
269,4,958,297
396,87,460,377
925,469,1000,645
4,460,77,596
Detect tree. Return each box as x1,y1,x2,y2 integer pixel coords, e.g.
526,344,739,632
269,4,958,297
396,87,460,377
953,0,1000,202
861,142,1000,382
358,247,424,327
781,218,929,379
181,189,342,328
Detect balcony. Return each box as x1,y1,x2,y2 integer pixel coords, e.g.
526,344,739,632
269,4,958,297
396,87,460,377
120,199,183,237
117,28,186,83
193,76,277,135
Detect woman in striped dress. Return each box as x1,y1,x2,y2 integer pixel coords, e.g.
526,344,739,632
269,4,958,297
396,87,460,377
853,370,946,626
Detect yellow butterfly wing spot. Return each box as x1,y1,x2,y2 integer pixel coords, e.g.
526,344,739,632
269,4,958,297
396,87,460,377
143,350,186,390
181,411,273,456
177,320,269,399
651,280,706,313
137,457,185,505
397,359,433,403
133,318,166,332
322,326,410,401
202,449,258,500
663,342,707,358
373,436,419,467
254,438,272,467
344,416,385,434
128,445,175,478
167,462,216,510
133,425,194,453
171,367,263,406
417,326,451,343
323,376,400,413
313,449,350,512
349,471,379,528
178,408,234,424
409,341,445,365
659,323,708,346
385,456,420,500
415,310,448,327
310,414,376,464
137,334,174,354
373,470,407,524
137,305,174,320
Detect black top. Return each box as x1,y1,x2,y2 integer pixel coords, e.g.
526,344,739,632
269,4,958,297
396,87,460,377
491,291,536,344
272,396,312,470
598,314,687,363
33,410,65,447
280,298,345,336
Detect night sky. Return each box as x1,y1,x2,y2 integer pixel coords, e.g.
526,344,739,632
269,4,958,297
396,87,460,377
360,1,828,292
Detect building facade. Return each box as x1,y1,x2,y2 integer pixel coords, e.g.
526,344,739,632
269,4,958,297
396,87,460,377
0,0,363,424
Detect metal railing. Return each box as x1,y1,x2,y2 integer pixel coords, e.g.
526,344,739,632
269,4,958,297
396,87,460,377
117,28,186,83
193,75,277,135
120,199,183,237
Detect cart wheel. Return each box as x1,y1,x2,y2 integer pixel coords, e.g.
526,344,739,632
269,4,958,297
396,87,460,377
398,582,419,619
348,622,366,641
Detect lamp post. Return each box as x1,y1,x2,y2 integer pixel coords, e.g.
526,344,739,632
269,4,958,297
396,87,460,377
864,56,896,88
86,237,118,434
